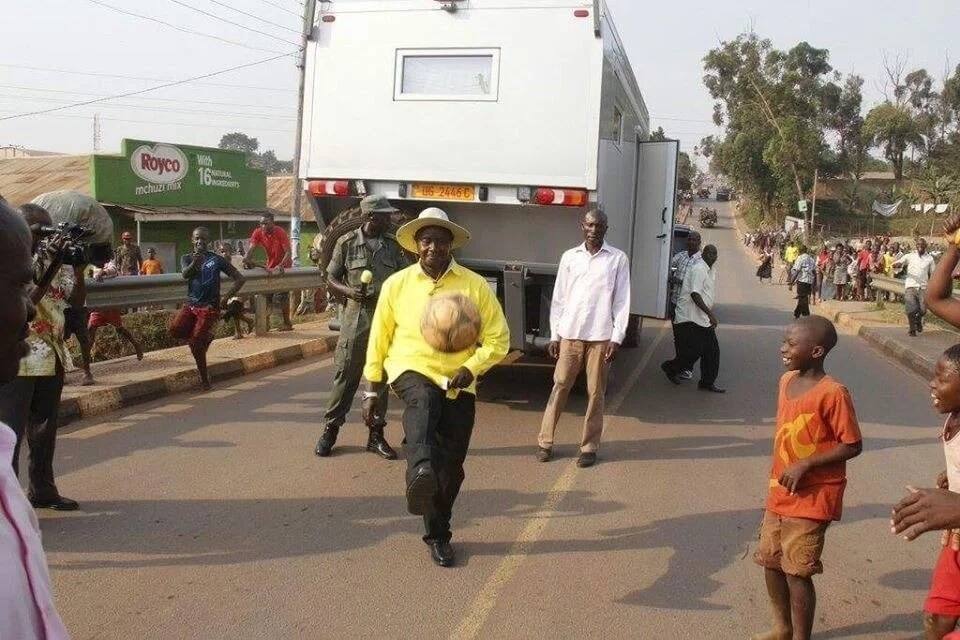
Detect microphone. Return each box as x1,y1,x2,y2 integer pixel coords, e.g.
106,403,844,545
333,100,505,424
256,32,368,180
359,269,373,299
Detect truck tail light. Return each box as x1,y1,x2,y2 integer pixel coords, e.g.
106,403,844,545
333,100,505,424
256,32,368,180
307,180,350,197
574,9,589,17
533,188,587,207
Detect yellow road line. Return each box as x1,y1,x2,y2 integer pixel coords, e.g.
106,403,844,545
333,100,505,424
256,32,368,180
450,323,670,640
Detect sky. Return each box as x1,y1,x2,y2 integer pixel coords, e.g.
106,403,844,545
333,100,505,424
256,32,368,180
1,0,957,167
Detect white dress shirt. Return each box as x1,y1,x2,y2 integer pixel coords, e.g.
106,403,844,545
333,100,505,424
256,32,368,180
894,251,935,290
550,242,631,344
675,260,716,328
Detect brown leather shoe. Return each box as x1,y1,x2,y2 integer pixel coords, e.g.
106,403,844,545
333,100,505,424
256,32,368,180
536,447,552,462
576,452,597,468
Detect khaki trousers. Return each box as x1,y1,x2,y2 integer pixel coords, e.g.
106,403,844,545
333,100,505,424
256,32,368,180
538,339,610,453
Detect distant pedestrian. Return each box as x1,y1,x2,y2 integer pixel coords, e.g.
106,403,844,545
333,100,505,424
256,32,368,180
170,227,245,389
790,245,816,318
139,247,164,275
752,316,862,640
245,212,293,332
661,244,724,393
114,230,142,276
893,238,935,336
832,247,850,301
87,261,144,362
537,209,631,467
757,246,774,282
855,240,873,301
783,241,799,290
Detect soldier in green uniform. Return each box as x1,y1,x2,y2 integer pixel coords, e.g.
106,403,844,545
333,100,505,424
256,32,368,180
315,195,409,459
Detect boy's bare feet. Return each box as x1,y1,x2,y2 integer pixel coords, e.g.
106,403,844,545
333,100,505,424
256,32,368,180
750,629,791,640
135,345,144,361
80,372,95,386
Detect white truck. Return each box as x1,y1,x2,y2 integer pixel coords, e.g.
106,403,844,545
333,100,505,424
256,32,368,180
300,0,679,351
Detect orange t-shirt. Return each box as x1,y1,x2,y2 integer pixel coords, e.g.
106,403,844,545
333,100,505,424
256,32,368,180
766,372,862,521
140,259,164,275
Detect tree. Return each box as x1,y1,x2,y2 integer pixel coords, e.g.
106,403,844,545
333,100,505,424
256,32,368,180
677,151,694,191
702,33,835,225
863,102,921,181
219,132,260,155
218,131,293,175
650,126,667,142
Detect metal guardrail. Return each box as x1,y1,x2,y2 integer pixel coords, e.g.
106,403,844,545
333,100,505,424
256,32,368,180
870,274,960,300
85,267,324,336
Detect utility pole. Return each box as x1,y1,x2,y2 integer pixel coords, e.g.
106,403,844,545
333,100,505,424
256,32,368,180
809,167,818,242
93,113,102,152
289,0,318,267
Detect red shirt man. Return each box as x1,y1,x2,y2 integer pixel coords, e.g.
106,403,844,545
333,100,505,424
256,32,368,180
248,214,292,271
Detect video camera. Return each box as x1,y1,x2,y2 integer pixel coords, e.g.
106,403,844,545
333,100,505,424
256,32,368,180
37,222,112,267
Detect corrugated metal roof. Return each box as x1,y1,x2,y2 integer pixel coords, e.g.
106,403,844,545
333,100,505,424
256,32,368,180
267,176,314,222
0,155,91,206
104,203,288,222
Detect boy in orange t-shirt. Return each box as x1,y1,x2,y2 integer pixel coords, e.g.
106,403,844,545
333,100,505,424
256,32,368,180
753,316,863,640
139,248,164,275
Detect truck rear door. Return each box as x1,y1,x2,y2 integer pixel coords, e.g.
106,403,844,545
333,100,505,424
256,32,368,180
629,139,679,319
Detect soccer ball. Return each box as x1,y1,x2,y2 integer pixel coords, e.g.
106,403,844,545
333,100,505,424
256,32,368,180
421,293,481,353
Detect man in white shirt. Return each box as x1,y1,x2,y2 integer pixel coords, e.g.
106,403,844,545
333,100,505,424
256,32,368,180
892,237,936,336
669,232,702,380
0,199,70,639
661,244,724,393
790,245,817,318
537,210,630,468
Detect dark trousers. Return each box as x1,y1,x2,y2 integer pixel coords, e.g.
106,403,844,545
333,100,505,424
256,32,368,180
392,371,476,543
0,361,65,501
794,282,812,318
664,322,720,387
323,326,387,431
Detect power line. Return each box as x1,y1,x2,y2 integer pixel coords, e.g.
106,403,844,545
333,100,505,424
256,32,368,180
0,110,295,134
0,63,296,92
203,0,301,35
0,84,291,110
0,53,296,122
0,93,296,120
164,0,300,46
248,0,302,18
83,0,290,54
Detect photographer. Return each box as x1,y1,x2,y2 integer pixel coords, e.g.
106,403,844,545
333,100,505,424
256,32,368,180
0,203,79,511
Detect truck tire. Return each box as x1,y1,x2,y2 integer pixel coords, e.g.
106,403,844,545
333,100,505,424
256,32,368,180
622,314,642,348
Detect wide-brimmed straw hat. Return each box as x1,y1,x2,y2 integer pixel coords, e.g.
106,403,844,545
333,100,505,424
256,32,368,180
396,207,471,253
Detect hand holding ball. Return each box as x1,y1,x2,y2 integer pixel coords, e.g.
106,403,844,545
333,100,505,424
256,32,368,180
421,293,481,353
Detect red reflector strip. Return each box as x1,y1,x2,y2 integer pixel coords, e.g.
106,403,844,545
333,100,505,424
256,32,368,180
533,188,587,207
307,180,349,196
573,9,589,17
321,15,335,22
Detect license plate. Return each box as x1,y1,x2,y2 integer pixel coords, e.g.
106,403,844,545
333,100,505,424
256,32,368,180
411,183,475,201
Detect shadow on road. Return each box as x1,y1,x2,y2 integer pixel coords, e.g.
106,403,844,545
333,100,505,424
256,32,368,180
41,488,625,571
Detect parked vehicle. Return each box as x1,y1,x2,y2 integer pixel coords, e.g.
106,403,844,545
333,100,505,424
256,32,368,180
299,0,678,352
697,188,711,199
716,187,731,201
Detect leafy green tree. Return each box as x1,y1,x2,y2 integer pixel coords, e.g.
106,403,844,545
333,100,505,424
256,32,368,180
218,132,292,175
677,151,694,191
218,132,259,155
863,102,921,181
650,126,667,141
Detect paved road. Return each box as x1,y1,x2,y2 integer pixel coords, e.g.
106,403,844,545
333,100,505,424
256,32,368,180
42,202,942,639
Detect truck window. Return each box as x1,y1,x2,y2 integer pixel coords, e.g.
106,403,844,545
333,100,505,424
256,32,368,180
394,48,500,101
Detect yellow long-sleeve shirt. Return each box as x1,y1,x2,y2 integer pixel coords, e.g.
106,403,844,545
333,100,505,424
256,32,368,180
364,260,510,397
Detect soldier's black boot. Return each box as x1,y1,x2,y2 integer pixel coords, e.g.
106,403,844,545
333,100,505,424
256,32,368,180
367,427,397,460
315,426,339,457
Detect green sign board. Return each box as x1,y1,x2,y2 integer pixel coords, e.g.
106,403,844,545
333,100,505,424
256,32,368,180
91,139,267,209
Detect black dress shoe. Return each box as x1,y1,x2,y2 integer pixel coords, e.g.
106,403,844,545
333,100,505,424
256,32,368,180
429,541,455,567
314,427,339,457
30,495,79,511
366,431,398,460
660,361,681,385
577,452,597,468
406,466,437,515
536,447,552,462
698,383,726,394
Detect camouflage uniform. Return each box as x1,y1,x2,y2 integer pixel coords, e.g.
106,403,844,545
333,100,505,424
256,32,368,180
317,196,409,457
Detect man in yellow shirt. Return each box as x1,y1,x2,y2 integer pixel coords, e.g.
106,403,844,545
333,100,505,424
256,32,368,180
783,240,799,291
362,207,509,567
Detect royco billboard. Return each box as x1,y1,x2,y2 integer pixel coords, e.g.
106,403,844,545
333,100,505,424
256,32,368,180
92,139,267,209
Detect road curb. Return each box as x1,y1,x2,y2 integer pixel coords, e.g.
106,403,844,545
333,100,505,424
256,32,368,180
813,302,937,380
58,334,339,425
